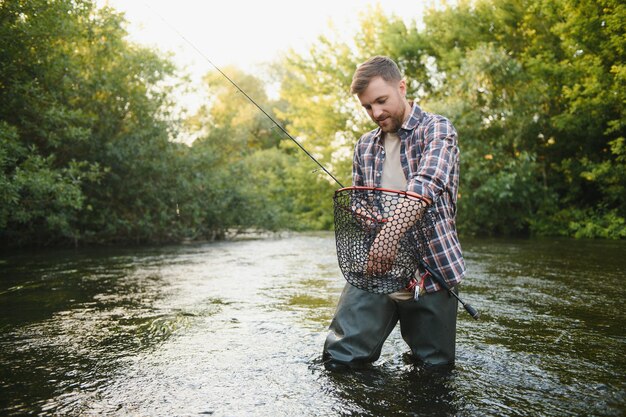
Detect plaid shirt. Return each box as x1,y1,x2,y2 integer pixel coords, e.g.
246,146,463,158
353,103,466,292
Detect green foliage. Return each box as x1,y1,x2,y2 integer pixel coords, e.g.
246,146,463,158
0,0,185,245
186,68,303,233
0,116,103,245
275,0,625,238
1,0,623,245
532,207,626,239
419,0,625,237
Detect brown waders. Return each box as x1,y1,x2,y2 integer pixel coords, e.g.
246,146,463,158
323,283,457,370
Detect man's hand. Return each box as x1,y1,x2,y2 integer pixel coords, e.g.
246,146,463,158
353,205,383,231
365,224,400,275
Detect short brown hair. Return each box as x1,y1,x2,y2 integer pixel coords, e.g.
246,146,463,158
350,56,402,95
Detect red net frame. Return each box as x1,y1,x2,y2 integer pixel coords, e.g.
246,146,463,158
333,186,436,294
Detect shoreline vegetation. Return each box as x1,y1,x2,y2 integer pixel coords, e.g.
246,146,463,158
1,0,624,248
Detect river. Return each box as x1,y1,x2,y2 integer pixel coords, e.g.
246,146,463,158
0,233,624,416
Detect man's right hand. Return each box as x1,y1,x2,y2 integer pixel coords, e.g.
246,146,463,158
365,223,400,275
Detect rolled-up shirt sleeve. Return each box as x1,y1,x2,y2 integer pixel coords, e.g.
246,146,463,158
406,117,459,202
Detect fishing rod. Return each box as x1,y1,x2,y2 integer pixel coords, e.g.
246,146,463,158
143,3,479,319
142,2,344,188
420,261,480,319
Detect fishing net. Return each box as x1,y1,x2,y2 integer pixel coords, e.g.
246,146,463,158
333,186,437,294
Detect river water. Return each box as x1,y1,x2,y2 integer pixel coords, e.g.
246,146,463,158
0,233,624,416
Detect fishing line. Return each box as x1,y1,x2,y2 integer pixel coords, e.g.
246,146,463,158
140,1,344,188
140,3,478,319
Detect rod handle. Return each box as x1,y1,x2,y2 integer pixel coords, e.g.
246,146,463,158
463,302,480,320
419,261,480,320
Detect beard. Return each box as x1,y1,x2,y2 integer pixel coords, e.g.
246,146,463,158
372,92,408,132
375,112,404,133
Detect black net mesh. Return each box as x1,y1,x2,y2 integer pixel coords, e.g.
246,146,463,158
333,186,437,294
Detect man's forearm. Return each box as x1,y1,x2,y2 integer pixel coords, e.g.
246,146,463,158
385,194,430,237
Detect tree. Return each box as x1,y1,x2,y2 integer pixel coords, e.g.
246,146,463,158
276,0,625,238
186,67,298,232
0,0,187,245
422,0,625,237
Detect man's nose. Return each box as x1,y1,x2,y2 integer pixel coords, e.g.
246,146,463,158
371,106,384,119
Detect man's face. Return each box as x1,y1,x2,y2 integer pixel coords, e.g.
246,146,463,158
357,76,408,133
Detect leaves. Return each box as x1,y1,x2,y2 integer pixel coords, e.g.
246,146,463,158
273,0,625,238
1,0,623,245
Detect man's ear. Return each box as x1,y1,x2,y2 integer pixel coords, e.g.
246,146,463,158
399,79,407,96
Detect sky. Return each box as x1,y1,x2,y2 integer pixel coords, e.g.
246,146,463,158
96,0,440,113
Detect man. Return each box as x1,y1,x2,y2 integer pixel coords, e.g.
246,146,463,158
323,56,466,371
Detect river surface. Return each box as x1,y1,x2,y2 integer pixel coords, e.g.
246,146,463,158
0,233,624,416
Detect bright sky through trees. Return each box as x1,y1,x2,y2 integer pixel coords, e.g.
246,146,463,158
97,0,441,112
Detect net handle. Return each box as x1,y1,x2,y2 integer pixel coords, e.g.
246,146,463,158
335,186,431,204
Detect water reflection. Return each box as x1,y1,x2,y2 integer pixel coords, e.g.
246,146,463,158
0,234,624,416
325,365,458,417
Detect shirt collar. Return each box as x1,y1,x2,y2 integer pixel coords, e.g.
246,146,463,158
402,102,423,131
